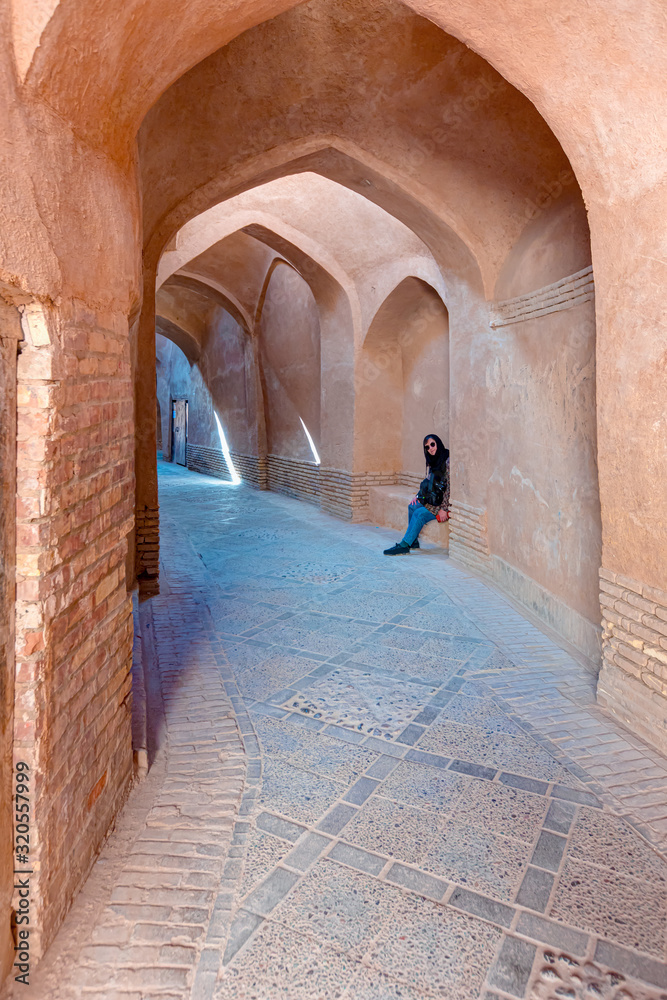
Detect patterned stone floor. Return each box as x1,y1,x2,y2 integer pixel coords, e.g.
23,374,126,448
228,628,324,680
9,461,667,1000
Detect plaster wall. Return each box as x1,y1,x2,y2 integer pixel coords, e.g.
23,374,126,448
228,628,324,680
130,0,572,589
139,0,571,294
240,222,358,476
0,9,139,962
258,262,321,463
3,0,667,966
16,0,667,597
155,174,599,661
447,195,600,658
484,302,600,639
156,285,211,348
402,318,449,480
156,338,190,459
156,306,255,476
356,337,403,478
185,232,278,327
161,174,450,486
357,278,449,481
203,308,258,457
129,0,667,627
496,190,591,300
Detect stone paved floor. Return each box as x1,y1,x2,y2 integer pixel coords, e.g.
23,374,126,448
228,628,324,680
8,461,667,1000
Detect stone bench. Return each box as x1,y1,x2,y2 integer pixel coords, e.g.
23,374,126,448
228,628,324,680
367,485,449,549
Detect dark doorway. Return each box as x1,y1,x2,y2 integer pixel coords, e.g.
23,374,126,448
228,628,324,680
171,399,188,466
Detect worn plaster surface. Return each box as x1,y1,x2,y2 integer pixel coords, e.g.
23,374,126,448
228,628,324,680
8,462,667,1000
3,0,667,981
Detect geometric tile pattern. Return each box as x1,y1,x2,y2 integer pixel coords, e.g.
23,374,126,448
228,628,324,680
178,467,667,1000
19,463,667,1000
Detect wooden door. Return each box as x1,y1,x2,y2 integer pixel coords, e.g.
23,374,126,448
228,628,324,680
172,399,188,466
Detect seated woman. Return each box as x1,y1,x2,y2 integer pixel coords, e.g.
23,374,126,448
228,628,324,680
383,434,450,555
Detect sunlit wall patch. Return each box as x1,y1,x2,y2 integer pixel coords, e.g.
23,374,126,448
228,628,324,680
214,412,242,484
300,417,321,465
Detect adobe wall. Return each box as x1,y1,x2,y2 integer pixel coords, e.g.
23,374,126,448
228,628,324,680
401,304,449,483
2,0,667,970
156,300,261,483
158,332,235,468
94,5,662,728
131,0,577,582
0,12,139,960
14,0,667,607
356,277,449,487
152,160,599,663
448,193,600,662
138,1,572,301
156,263,324,504
258,263,321,462
131,0,667,743
13,299,136,960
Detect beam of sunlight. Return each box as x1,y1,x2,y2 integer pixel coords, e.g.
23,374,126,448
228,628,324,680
300,417,321,465
214,412,242,484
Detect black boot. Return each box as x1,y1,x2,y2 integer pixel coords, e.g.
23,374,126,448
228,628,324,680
410,540,420,549
383,541,410,555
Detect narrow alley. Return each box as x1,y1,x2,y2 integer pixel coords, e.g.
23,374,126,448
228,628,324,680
3,2,667,996
9,462,667,1000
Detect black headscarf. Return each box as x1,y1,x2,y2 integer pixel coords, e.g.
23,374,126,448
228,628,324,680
423,433,449,476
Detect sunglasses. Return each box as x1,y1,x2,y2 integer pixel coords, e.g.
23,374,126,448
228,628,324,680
426,441,437,449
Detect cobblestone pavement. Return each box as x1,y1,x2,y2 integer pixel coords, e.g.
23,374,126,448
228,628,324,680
11,462,667,1000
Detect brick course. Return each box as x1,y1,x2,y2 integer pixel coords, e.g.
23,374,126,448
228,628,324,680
184,446,268,490
319,467,398,521
267,454,320,506
13,301,135,958
598,568,667,754
182,443,405,522
449,500,491,573
491,265,594,328
0,302,21,981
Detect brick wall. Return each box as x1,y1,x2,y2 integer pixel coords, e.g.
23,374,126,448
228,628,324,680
183,445,268,491
491,265,594,327
598,568,667,754
319,469,398,521
187,443,234,481
13,300,134,957
231,452,267,490
0,300,20,981
267,454,320,506
263,462,409,522
135,506,159,595
186,450,402,523
448,500,491,573
183,447,408,521
397,471,423,493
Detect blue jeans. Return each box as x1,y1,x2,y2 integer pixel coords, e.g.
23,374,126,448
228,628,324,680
402,501,436,545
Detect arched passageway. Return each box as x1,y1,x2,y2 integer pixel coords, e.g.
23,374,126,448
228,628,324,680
1,0,666,986
146,153,598,659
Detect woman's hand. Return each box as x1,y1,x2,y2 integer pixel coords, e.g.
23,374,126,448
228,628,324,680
436,509,449,523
